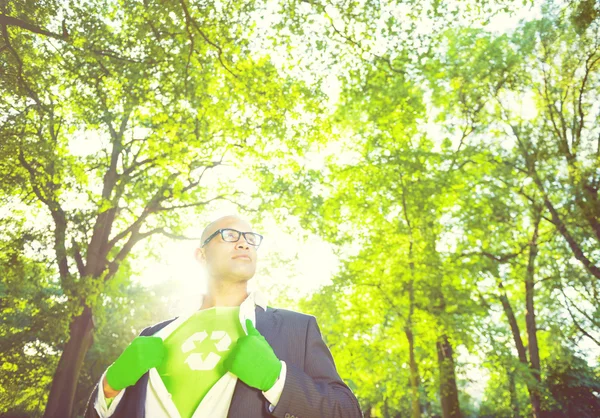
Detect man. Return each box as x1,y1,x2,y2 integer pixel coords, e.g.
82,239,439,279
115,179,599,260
84,214,362,418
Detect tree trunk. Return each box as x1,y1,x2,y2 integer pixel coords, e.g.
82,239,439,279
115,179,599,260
508,368,520,418
405,324,421,418
525,209,542,418
437,334,461,418
497,281,528,364
43,306,94,418
497,280,542,418
400,181,421,418
405,257,421,418
496,206,543,418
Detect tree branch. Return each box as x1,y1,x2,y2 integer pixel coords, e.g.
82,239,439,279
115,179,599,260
18,147,71,281
575,50,600,149
507,116,600,280
1,23,44,108
179,0,238,78
457,242,530,264
139,227,202,241
155,193,235,211
560,287,600,346
106,172,179,250
0,14,66,40
72,239,86,277
1,14,154,64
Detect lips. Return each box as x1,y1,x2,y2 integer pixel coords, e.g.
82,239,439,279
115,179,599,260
232,255,251,260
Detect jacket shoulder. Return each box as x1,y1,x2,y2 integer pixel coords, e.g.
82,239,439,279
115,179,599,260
266,306,316,324
139,317,178,336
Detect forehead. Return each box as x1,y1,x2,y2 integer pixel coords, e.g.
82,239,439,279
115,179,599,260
217,217,252,231
203,216,253,241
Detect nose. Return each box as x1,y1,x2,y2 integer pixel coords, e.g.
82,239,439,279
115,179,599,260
236,240,250,250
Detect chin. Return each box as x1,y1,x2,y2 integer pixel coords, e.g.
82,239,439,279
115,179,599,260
232,267,256,281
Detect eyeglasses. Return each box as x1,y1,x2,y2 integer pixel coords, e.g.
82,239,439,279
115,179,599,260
201,228,263,248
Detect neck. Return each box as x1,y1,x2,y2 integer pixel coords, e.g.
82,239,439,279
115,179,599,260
200,278,249,309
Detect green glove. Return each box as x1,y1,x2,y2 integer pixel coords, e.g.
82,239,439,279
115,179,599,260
106,336,166,391
224,319,282,391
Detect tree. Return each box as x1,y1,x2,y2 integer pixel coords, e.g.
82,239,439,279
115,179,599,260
1,1,319,416
264,1,600,416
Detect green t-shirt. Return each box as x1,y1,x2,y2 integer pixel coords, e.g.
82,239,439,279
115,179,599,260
156,306,244,418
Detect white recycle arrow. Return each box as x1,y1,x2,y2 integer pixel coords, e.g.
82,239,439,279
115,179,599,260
211,331,231,352
180,329,233,371
181,331,207,353
184,352,221,371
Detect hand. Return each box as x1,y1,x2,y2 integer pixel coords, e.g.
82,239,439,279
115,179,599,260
224,319,282,391
105,336,166,391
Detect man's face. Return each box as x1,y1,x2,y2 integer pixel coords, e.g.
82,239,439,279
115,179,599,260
196,217,258,282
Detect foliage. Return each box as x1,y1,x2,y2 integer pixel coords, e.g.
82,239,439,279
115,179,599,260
2,0,600,417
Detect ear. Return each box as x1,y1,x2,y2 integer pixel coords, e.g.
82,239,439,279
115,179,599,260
194,247,206,264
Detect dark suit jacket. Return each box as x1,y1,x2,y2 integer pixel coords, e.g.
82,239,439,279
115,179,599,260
84,306,363,418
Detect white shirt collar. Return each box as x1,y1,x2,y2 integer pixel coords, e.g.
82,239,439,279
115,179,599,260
155,290,268,340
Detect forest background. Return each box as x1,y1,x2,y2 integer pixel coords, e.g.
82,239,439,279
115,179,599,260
1,0,600,417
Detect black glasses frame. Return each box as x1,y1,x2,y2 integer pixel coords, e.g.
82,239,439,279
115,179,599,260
201,228,263,248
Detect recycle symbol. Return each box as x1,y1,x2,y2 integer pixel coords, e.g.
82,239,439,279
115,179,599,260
181,330,232,371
